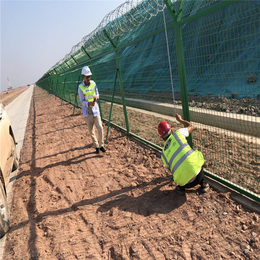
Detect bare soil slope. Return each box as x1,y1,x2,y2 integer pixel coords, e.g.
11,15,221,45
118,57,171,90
2,86,260,259
0,86,30,107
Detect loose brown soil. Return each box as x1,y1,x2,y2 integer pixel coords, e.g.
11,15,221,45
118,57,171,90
0,86,30,107
2,86,260,259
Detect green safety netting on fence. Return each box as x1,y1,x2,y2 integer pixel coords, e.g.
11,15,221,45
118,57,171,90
37,0,260,202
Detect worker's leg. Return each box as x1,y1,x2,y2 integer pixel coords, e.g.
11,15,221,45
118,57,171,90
182,168,209,192
85,115,99,148
183,168,204,189
94,114,104,148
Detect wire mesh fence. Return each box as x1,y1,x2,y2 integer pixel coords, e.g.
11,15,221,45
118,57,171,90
37,0,260,201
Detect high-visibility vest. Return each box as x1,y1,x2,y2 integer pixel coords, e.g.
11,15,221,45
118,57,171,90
79,81,95,106
161,131,204,186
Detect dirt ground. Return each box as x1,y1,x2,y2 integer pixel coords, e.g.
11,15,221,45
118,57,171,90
0,86,30,107
1,86,260,259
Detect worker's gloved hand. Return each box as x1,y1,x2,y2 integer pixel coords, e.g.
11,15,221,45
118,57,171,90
88,101,95,107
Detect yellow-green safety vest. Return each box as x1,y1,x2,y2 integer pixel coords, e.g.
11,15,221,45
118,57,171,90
79,81,95,106
161,131,204,186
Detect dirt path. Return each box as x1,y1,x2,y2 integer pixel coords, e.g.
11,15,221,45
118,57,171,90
2,86,260,259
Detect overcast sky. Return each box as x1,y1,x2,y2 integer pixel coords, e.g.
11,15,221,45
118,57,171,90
1,0,128,91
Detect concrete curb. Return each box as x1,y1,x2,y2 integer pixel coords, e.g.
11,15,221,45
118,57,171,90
102,95,260,137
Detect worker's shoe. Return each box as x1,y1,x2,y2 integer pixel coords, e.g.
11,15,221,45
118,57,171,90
201,182,209,193
176,185,185,194
100,147,106,153
96,148,100,154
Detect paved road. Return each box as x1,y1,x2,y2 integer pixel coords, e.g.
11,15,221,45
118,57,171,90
0,85,34,259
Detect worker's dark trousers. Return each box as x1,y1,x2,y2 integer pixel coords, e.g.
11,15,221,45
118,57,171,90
182,167,206,188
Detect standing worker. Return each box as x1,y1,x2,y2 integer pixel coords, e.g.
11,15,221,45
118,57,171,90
158,113,209,194
78,66,106,154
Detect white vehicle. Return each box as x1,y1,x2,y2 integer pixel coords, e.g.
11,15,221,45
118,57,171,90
0,102,19,237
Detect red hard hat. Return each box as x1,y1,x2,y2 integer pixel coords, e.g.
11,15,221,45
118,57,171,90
158,121,171,138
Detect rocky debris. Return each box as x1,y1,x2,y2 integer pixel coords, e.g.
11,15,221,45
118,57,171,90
123,91,260,117
182,96,260,116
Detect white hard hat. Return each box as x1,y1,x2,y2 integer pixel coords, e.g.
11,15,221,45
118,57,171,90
81,66,92,76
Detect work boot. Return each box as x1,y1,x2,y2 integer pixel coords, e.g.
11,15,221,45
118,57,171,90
96,148,100,154
201,182,209,193
176,185,185,195
100,146,106,153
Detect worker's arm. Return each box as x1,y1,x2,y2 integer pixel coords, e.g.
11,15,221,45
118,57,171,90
93,83,99,100
175,113,195,134
92,83,99,103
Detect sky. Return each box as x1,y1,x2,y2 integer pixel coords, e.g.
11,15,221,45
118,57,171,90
1,0,128,91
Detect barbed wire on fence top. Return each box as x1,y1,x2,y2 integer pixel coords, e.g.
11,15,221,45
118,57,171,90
47,0,148,75
63,1,162,63
45,0,221,76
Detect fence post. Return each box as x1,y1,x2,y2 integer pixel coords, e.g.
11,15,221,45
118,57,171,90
73,74,81,116
106,69,118,143
103,29,130,134
70,55,78,65
61,78,66,105
49,79,52,95
55,78,59,100
164,0,193,148
57,77,62,102
65,61,70,69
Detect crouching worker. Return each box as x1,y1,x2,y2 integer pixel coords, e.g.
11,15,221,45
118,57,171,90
158,113,209,194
